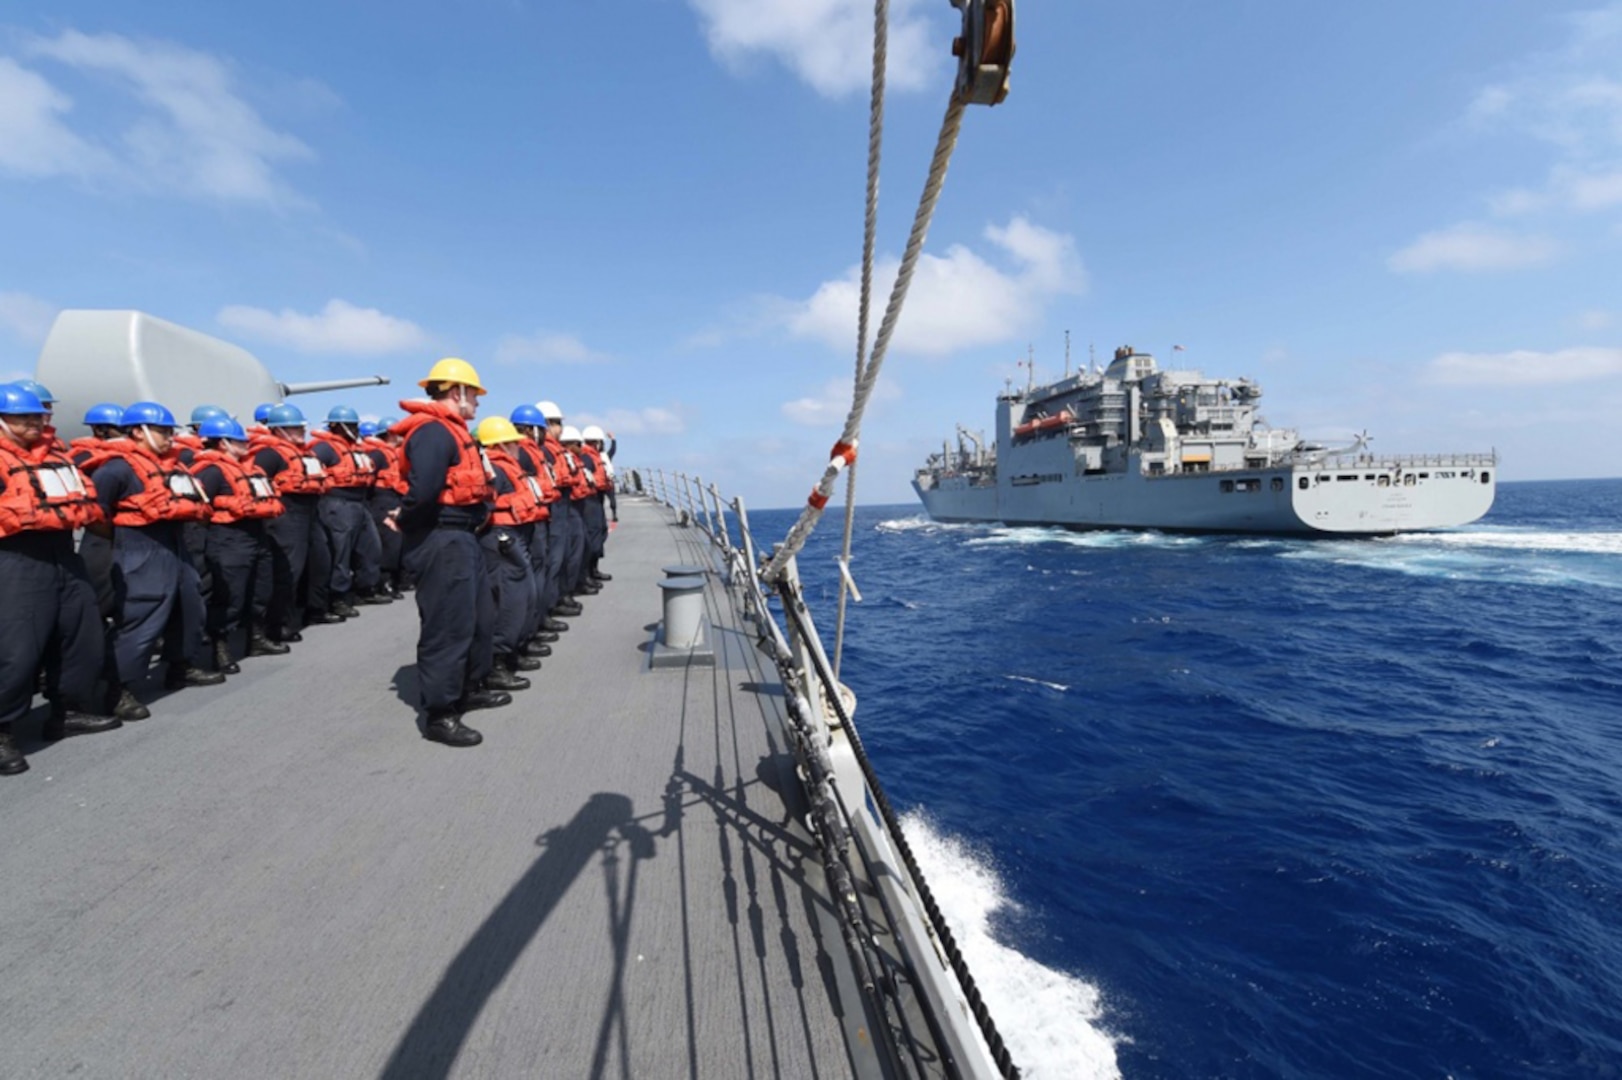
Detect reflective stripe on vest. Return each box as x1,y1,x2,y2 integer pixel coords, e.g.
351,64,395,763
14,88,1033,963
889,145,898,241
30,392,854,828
0,439,103,537
191,449,285,524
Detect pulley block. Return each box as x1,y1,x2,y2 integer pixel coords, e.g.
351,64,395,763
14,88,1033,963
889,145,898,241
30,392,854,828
950,0,1015,106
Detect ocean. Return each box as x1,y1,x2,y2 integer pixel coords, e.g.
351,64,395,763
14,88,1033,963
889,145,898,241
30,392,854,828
740,478,1622,1080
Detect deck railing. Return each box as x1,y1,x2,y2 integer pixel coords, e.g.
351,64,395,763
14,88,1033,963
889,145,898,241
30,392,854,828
633,467,1019,1080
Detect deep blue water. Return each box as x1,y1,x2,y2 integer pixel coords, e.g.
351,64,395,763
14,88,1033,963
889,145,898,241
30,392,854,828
742,479,1622,1079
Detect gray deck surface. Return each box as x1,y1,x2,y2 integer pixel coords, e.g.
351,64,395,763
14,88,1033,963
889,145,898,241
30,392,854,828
0,497,858,1079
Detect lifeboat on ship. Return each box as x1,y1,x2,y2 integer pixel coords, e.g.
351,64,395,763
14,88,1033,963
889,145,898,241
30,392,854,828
1014,409,1074,439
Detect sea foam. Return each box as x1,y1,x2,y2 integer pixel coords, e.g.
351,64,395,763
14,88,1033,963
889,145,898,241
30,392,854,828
900,810,1122,1080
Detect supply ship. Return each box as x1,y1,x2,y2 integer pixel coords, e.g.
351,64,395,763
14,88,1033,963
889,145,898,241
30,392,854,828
914,345,1497,535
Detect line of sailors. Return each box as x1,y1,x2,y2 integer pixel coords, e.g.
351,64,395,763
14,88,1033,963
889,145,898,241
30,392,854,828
0,361,617,774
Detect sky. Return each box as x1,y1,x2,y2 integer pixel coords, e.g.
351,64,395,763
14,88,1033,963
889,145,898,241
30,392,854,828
3,1,1621,508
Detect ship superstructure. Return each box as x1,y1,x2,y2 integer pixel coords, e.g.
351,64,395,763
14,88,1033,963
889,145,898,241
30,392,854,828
915,346,1497,534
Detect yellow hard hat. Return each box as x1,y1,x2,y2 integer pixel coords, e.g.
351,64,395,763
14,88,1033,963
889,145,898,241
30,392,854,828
475,416,521,447
418,357,487,395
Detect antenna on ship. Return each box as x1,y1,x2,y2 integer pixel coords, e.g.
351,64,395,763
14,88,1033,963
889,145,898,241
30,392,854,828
1064,329,1071,377
1089,341,1096,375
1026,343,1035,391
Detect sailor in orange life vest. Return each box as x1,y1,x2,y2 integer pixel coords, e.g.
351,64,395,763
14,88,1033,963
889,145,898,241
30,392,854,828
559,425,601,599
250,403,328,642
360,418,408,599
71,403,127,620
514,402,574,634
189,415,288,672
80,401,222,723
385,358,505,748
0,384,122,777
310,405,385,614
577,424,615,587
474,417,549,685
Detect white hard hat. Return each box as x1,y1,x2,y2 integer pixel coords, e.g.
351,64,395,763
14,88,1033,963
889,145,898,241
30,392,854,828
535,400,563,420
560,424,583,443
581,424,605,442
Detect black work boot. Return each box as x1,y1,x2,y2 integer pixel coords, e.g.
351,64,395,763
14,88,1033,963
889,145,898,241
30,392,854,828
307,609,345,625
0,726,27,776
507,652,542,672
423,711,482,748
592,571,613,582
213,639,241,675
551,601,582,618
355,591,390,606
460,688,513,712
542,620,568,634
113,688,151,721
484,667,530,692
522,639,553,658
247,627,290,656
42,702,122,741
165,663,226,689
331,598,361,618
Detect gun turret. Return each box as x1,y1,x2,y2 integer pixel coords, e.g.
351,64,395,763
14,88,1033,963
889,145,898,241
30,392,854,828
33,310,392,436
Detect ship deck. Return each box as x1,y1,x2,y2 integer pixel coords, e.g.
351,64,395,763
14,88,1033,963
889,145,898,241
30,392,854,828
0,496,862,1078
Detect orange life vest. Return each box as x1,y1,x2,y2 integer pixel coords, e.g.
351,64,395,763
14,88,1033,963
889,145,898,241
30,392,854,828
81,440,211,526
579,444,610,493
521,437,562,504
173,432,204,454
71,435,126,467
191,449,284,524
543,434,586,499
309,430,378,490
249,432,329,496
393,400,494,507
0,437,104,537
364,437,407,495
487,447,549,526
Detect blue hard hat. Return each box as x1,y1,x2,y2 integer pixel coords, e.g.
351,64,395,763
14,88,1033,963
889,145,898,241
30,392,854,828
265,403,306,427
357,420,380,438
83,402,125,426
0,384,48,415
510,404,546,427
9,378,56,404
121,401,178,428
198,416,248,441
378,416,400,429
327,405,360,425
253,403,276,423
190,404,230,425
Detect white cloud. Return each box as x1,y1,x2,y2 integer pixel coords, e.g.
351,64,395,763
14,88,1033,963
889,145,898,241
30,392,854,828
781,375,901,427
686,0,943,98
571,406,687,437
218,299,429,355
789,216,1086,357
1426,346,1622,386
1387,223,1558,273
10,30,316,206
0,292,59,344
1578,309,1614,330
493,331,611,366
0,57,111,179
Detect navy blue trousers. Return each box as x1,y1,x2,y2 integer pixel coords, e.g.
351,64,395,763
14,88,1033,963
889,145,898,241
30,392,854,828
320,495,381,598
481,529,535,658
260,496,315,637
542,499,570,614
205,521,270,642
563,501,587,597
403,528,493,713
0,536,105,725
110,525,206,684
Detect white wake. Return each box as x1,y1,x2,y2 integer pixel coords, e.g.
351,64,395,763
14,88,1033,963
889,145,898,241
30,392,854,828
900,810,1122,1079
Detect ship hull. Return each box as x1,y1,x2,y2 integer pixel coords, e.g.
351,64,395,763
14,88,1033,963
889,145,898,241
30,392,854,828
914,462,1496,536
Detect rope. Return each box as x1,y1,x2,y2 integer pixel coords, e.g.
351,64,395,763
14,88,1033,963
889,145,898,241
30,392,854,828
764,95,966,582
832,0,889,677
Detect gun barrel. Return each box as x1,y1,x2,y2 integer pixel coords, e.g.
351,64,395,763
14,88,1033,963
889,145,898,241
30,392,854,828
279,376,391,396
